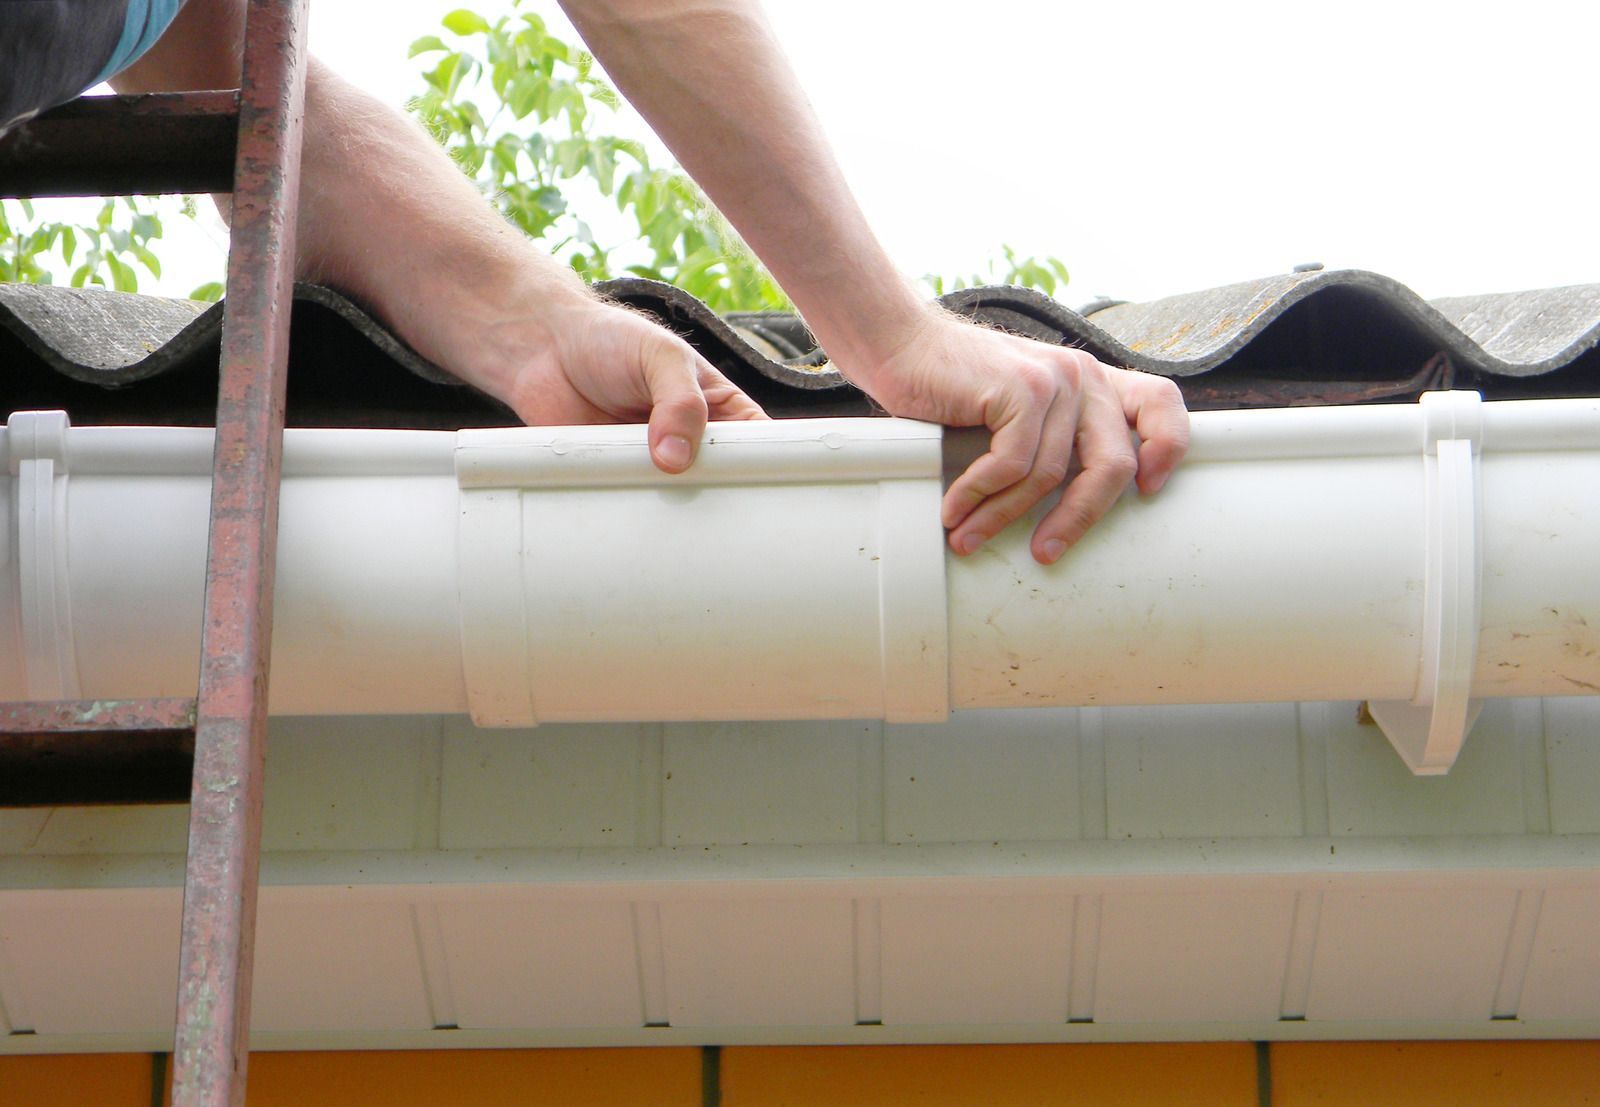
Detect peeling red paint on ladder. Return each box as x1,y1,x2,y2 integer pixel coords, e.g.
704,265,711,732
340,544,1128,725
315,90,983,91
169,1,310,1104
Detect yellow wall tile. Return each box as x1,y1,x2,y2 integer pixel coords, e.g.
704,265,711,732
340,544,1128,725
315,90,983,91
722,1044,1257,1107
0,1053,153,1107
1273,1041,1600,1107
243,1048,701,1107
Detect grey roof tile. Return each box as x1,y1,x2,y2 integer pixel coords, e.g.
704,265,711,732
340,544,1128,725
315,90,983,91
4,269,1598,427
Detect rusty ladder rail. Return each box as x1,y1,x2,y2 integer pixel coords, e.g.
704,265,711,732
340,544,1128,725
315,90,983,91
0,1,310,1103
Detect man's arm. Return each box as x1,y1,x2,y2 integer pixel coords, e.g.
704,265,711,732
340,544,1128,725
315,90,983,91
558,0,1190,562
111,0,763,475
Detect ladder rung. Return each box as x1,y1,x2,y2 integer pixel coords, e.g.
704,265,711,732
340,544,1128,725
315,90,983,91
0,92,239,198
0,697,197,807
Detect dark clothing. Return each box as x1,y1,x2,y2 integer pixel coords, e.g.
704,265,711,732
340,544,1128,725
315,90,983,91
1,0,183,134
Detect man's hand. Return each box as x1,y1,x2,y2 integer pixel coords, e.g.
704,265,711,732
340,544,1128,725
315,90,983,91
837,308,1190,564
450,296,766,472
562,0,1190,556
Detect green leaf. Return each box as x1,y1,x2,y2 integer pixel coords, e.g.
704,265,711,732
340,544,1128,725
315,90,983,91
507,71,541,119
553,137,586,177
190,281,225,302
132,243,162,278
408,34,449,57
531,186,567,215
441,9,491,35
424,53,463,94
107,253,137,292
59,226,76,264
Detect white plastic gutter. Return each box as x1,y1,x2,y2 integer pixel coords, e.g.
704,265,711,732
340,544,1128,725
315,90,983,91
3,392,1597,774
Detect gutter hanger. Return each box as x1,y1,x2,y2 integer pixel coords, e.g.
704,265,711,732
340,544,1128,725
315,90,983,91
3,392,1597,775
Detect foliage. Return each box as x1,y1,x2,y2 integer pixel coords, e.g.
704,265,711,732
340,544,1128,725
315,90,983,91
924,246,1072,299
408,4,1073,312
2,1,1072,312
407,3,791,311
0,195,212,295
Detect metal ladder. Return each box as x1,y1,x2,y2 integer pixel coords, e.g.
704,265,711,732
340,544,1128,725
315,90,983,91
0,0,310,1102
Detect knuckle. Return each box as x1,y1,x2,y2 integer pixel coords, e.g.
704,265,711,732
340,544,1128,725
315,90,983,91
1057,348,1099,388
1053,504,1097,542
1029,457,1071,488
672,389,710,418
1104,451,1140,484
988,453,1033,489
1152,375,1185,404
1013,363,1057,404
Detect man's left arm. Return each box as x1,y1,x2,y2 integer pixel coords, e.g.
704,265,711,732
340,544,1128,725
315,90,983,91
111,0,766,475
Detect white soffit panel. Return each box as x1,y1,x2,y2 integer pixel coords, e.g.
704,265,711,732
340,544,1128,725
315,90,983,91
1094,891,1297,1023
0,893,180,1036
659,899,857,1027
1307,888,1521,1021
1517,887,1600,1021
439,721,648,850
251,902,433,1032
884,710,1082,844
662,721,871,847
878,895,1075,1025
1102,704,1305,840
436,901,643,1029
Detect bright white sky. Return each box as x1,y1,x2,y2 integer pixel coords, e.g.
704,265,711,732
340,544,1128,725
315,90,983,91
85,0,1600,307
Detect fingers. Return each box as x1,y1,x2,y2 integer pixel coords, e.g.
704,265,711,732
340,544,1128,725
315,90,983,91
940,369,1053,537
1114,371,1190,494
698,361,769,422
638,333,768,473
637,334,711,474
1031,382,1139,562
941,352,1177,565
946,384,1078,558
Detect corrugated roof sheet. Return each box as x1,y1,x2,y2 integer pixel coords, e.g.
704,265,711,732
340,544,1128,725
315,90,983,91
4,269,1598,427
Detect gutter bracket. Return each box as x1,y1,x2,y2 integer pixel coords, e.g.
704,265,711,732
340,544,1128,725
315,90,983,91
1370,391,1484,776
7,410,81,701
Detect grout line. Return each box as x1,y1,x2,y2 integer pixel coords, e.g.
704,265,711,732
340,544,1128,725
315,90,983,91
1278,890,1323,1020
410,903,458,1030
701,1045,722,1107
1491,888,1545,1019
1067,893,1101,1022
633,902,669,1027
150,1052,169,1107
1076,708,1107,840
853,898,883,1025
1255,1040,1273,1107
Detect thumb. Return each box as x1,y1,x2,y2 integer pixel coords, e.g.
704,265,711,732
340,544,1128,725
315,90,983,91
638,333,711,474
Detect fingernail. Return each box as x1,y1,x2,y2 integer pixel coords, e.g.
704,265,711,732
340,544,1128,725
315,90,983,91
1040,539,1066,563
958,532,984,555
657,435,692,470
